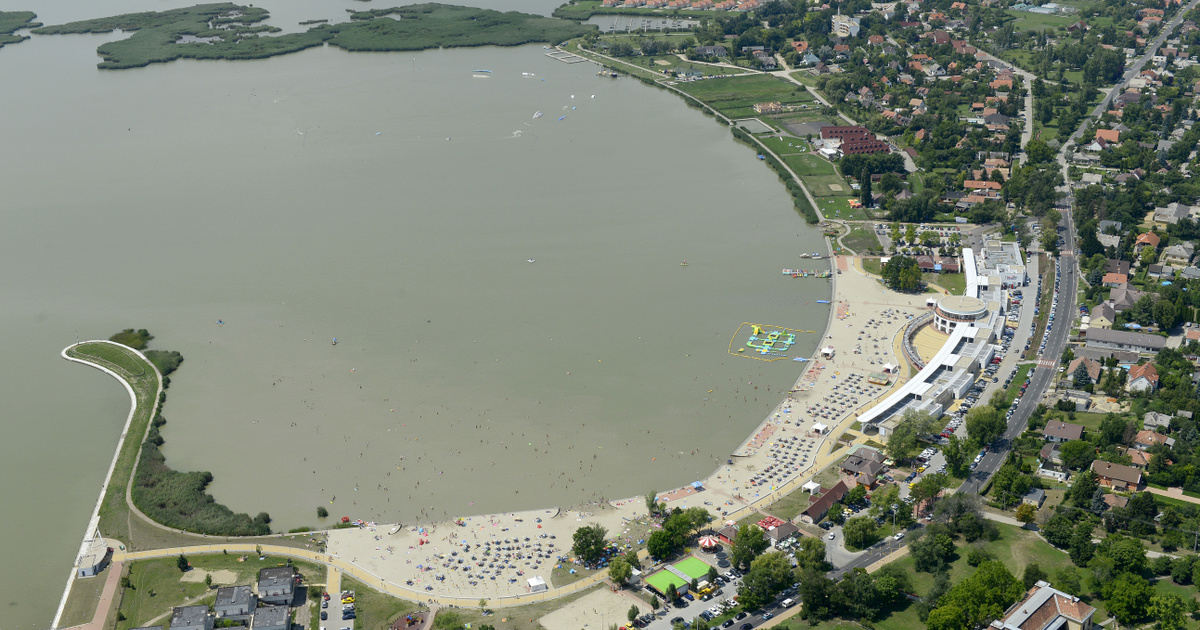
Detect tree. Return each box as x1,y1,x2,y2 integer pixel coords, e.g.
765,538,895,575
797,568,838,621
911,472,951,508
942,434,968,476
1059,439,1095,470
966,406,1005,447
1096,534,1147,575
885,409,938,463
838,568,883,620
934,560,1024,629
730,524,768,571
665,583,678,602
1042,512,1074,548
1022,563,1048,589
628,605,640,624
650,595,660,611
1015,503,1037,526
176,554,189,572
861,168,874,208
608,557,632,586
1070,470,1098,508
1149,593,1187,630
737,551,795,610
646,490,662,517
1027,139,1054,164
793,535,828,571
910,530,956,573
204,573,212,588
925,603,966,630
316,506,328,518
1154,299,1178,331
1069,521,1095,567
881,255,923,292
1104,572,1152,627
827,503,847,525
1073,362,1093,387
573,524,608,567
646,529,674,560
843,516,878,550
1053,566,1082,596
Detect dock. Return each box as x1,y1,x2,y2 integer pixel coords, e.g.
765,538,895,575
546,50,589,64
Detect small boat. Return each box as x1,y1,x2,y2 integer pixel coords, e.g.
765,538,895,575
799,253,811,259
681,261,688,266
817,300,830,304
533,111,543,119
527,259,535,263
332,338,338,346
474,69,492,73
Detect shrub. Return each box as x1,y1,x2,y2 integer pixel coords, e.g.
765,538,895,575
109,328,153,349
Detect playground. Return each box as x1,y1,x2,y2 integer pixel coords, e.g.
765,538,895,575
729,323,812,361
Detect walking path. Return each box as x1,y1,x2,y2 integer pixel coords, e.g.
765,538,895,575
1146,486,1200,505
57,561,122,630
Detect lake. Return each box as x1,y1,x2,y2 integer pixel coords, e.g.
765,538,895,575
0,0,828,625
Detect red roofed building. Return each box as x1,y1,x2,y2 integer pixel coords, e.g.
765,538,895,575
1127,363,1159,392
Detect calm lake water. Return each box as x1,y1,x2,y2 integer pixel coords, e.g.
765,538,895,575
0,0,828,626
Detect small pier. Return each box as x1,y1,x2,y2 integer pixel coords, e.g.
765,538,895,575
546,50,589,64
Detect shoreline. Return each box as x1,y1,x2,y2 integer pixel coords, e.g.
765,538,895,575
52,341,163,629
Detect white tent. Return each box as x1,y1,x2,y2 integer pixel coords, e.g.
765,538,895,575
528,576,547,592
802,480,822,494
813,422,829,434
882,363,898,373
820,346,835,358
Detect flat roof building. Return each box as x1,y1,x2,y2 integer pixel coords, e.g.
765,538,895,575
169,606,213,630
257,566,296,606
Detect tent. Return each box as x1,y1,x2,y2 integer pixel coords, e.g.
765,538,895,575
528,576,547,592
820,346,835,358
698,536,720,549
813,422,829,434
802,480,822,494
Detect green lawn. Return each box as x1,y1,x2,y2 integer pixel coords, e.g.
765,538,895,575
996,363,1035,408
676,74,815,119
842,224,882,255
925,272,966,295
1005,10,1077,30
887,521,1066,598
863,258,883,275
58,570,110,627
73,342,147,377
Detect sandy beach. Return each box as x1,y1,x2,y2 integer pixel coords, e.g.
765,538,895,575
325,257,932,604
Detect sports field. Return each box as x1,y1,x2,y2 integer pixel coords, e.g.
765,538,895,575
645,569,688,595
674,556,712,580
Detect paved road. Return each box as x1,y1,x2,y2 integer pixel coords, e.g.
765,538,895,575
1057,0,1200,181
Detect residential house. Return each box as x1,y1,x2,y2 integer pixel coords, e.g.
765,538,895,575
1127,363,1160,392
1134,429,1175,450
1135,232,1161,252
1144,411,1174,430
251,606,290,630
1043,421,1084,443
717,524,740,544
1023,488,1046,508
1162,242,1195,266
1123,447,1153,468
1097,233,1121,249
1038,460,1070,483
1182,266,1200,280
694,45,727,57
1154,202,1195,226
1066,357,1103,384
1095,128,1120,144
992,580,1096,630
257,567,296,606
800,480,849,523
1098,221,1124,235
1086,328,1167,354
1147,264,1172,280
831,14,861,37
1107,284,1145,312
1090,460,1143,490
214,586,255,622
1101,272,1128,287
1090,303,1115,330
753,101,785,114
169,606,213,630
1105,259,1131,276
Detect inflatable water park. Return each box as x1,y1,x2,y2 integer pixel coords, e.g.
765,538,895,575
728,323,815,362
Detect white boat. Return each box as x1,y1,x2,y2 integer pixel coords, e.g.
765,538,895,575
533,111,543,119
799,253,811,259
474,69,492,73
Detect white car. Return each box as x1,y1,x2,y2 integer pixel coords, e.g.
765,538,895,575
894,532,905,540
828,532,835,540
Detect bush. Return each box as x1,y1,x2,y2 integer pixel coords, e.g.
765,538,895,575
144,350,184,376
317,506,329,518
109,328,153,349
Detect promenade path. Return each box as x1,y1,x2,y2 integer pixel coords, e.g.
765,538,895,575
111,543,614,609
58,561,122,630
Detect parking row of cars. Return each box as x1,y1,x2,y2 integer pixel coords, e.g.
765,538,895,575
318,591,356,626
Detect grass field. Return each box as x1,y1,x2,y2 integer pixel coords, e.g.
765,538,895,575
676,74,815,119
888,521,1066,598
842,224,882,254
675,556,714,579
58,569,109,627
1004,10,1078,30
925,271,966,295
